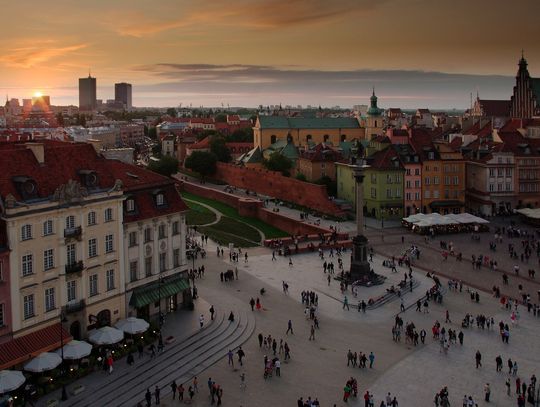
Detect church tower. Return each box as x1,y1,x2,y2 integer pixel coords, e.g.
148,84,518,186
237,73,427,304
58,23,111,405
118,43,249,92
365,88,384,139
510,52,540,118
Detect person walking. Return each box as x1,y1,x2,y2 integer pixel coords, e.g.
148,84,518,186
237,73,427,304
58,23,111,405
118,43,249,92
286,319,294,335
178,383,184,401
249,297,255,311
209,305,215,320
475,350,482,368
154,385,160,405
240,373,246,390
309,325,315,341
227,349,234,367
369,351,375,368
199,314,204,329
343,295,350,310
237,346,245,366
170,380,177,400
193,376,198,393
275,359,281,377
484,383,490,402
145,388,152,407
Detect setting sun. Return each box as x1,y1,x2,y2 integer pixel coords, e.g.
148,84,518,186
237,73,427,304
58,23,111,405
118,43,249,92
33,91,42,97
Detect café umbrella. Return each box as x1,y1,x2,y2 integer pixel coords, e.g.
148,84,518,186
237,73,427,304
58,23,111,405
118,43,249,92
55,340,92,360
115,317,149,335
88,326,124,345
0,370,26,393
24,352,62,373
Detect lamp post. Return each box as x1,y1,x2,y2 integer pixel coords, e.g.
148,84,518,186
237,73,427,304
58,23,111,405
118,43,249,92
381,207,385,229
158,272,163,328
59,312,68,401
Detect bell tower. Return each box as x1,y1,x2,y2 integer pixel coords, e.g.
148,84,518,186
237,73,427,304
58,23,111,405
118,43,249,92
365,88,384,139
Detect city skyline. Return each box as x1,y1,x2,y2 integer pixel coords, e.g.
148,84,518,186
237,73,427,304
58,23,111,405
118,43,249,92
0,0,538,108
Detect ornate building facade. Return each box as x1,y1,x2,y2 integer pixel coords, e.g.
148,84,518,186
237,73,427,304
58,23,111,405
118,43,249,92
510,54,540,119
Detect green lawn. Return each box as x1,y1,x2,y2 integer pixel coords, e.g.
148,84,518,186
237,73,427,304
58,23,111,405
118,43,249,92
211,216,261,242
199,221,259,248
185,201,217,226
181,191,289,239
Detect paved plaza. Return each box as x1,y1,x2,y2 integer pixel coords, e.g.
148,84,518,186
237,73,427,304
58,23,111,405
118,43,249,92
37,211,540,407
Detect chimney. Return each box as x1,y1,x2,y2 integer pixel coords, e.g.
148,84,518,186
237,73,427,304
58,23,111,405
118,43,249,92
87,139,103,154
25,142,44,164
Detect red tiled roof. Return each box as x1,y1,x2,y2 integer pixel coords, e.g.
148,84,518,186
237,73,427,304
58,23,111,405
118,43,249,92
0,323,71,370
190,118,214,124
449,137,463,149
227,115,240,122
368,146,403,170
299,143,342,162
478,99,510,117
123,183,188,223
189,137,211,150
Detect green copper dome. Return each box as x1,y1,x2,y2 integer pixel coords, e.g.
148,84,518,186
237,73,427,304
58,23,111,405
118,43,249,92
367,87,382,116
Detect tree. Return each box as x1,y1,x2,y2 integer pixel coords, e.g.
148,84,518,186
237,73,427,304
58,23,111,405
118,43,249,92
226,128,253,142
147,155,179,177
166,108,177,117
295,172,307,182
210,136,231,163
215,113,227,122
151,143,162,157
315,175,337,197
148,127,157,139
263,152,293,176
184,151,217,178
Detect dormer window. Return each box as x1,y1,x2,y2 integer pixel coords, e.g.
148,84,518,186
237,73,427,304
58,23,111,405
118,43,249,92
428,152,435,160
126,199,135,212
78,170,99,188
12,176,38,200
156,193,165,206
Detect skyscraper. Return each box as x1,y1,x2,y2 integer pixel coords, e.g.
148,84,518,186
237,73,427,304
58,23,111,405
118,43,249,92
115,82,132,110
79,74,97,111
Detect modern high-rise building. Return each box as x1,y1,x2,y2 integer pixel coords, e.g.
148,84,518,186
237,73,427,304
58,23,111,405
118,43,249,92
79,75,97,111
114,82,132,110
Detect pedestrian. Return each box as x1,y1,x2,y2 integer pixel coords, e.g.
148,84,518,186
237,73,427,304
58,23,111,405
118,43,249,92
107,355,113,374
227,349,234,367
237,346,245,366
275,359,281,377
289,258,293,267
286,319,294,335
258,332,263,347
170,380,177,400
445,310,451,323
240,373,246,390
138,342,144,359
505,378,511,396
210,305,215,320
475,350,482,368
458,331,464,345
154,385,160,405
249,297,255,311
199,314,204,328
193,376,198,393
145,388,152,407
343,295,350,310
309,325,315,340
484,383,490,402
369,351,375,368
148,343,156,358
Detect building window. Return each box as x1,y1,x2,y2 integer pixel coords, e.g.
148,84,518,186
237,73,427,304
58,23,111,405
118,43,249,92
433,176,439,185
23,294,35,319
156,194,165,206
45,288,55,312
129,261,138,282
489,183,494,192
386,189,392,198
424,190,430,199
506,183,512,191
173,249,180,267
172,221,179,235
406,181,411,188
453,176,459,185
105,234,114,253
66,215,75,230
371,174,376,183
67,280,76,302
395,188,401,198
104,208,113,222
406,192,411,200
126,199,135,212
406,169,411,176
386,175,392,184
394,174,401,183
433,190,439,198
88,238,97,258
106,269,115,291
444,190,449,199
88,211,96,226
415,192,420,200
66,243,76,266
129,231,138,247
89,274,98,297
22,254,33,276
414,168,420,175
444,176,450,185
159,252,167,272
371,188,376,198
21,224,32,241
145,256,152,277
144,228,153,243
424,177,430,185
415,180,420,188
498,183,503,191
43,249,54,271
158,224,166,239
489,168,495,177
43,220,53,236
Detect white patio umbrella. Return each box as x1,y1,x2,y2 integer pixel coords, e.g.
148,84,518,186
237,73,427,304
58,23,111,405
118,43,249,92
24,352,62,373
55,340,92,360
0,370,26,393
115,317,150,335
88,326,124,345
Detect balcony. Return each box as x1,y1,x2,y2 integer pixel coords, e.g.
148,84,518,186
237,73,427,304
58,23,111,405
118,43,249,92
64,300,85,314
64,226,82,240
65,261,84,275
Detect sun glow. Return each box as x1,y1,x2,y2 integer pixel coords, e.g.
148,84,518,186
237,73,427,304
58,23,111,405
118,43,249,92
33,91,43,97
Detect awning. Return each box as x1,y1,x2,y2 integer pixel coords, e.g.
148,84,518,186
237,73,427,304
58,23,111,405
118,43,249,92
0,323,71,370
130,275,190,308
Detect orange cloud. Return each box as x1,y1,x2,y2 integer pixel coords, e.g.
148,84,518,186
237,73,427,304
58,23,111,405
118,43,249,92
0,43,88,68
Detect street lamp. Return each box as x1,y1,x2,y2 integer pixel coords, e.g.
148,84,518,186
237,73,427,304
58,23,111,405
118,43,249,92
380,207,385,229
59,312,68,401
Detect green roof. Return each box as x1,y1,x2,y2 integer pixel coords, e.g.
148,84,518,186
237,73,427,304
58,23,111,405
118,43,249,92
258,116,360,130
239,146,263,164
129,274,190,308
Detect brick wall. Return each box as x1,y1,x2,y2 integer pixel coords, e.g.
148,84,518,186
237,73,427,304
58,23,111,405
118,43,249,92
213,163,345,216
178,181,335,236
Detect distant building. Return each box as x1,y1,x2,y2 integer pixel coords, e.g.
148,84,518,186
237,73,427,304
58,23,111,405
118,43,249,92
79,75,97,111
510,54,540,119
115,82,132,110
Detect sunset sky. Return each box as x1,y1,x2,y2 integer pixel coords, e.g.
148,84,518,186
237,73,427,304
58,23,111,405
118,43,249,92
1,0,539,109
